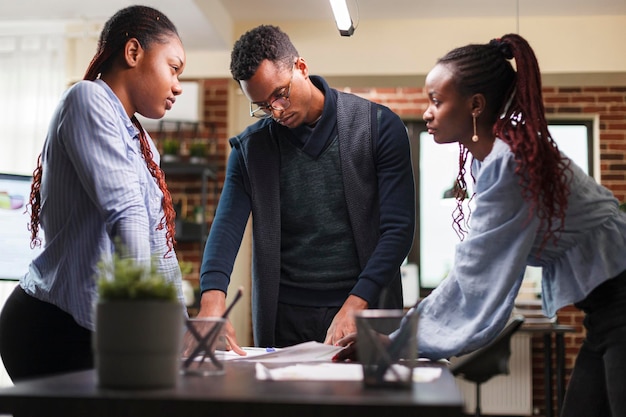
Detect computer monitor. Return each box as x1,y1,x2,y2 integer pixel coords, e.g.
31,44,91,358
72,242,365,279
0,173,44,281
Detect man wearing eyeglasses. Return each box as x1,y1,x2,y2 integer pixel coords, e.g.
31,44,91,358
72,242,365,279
198,25,415,353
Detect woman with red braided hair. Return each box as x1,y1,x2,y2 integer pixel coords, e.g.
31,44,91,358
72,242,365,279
0,5,187,382
336,34,626,416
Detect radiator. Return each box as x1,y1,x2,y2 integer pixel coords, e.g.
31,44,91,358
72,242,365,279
452,332,533,415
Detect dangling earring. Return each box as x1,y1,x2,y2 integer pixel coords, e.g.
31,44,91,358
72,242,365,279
472,113,479,142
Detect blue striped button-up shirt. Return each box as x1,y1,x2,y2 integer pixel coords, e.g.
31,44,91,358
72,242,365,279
21,79,185,331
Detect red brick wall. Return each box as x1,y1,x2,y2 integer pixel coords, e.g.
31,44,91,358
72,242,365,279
341,84,626,201
151,79,230,298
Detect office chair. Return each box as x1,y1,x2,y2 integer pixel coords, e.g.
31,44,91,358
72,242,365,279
450,316,525,417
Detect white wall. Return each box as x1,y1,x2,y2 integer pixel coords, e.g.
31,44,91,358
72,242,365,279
265,16,626,76
65,15,626,81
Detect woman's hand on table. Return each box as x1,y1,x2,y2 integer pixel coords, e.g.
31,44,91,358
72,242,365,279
332,333,358,362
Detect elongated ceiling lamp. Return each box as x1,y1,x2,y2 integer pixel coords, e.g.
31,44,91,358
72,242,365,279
329,0,355,36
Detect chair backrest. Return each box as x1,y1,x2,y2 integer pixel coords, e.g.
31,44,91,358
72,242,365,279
450,316,525,384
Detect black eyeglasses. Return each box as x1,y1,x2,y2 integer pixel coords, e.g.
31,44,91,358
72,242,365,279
249,65,295,119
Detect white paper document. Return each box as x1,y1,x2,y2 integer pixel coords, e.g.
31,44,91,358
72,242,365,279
219,341,344,363
254,362,442,382
217,341,443,383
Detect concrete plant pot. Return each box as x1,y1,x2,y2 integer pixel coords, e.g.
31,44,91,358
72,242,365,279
94,301,184,389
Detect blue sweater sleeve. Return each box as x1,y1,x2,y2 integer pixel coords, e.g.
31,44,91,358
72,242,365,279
417,143,537,359
199,148,251,294
349,105,416,304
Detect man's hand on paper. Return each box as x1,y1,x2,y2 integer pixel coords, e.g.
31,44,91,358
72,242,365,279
198,290,246,356
323,295,368,346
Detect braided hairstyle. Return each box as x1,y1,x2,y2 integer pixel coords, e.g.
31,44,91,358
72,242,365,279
230,25,299,81
29,5,178,255
438,33,570,249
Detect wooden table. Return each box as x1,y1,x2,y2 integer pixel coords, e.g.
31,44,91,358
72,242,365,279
0,361,464,417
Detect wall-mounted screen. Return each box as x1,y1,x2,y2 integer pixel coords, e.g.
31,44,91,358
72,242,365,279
0,173,44,280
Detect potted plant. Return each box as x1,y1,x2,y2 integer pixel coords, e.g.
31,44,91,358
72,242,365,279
161,138,180,162
188,140,208,164
93,253,185,389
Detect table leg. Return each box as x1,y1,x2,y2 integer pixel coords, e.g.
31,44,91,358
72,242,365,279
543,333,553,417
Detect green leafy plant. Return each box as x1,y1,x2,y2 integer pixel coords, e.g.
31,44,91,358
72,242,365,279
620,202,626,212
179,260,194,275
189,141,207,158
162,139,180,156
96,254,177,302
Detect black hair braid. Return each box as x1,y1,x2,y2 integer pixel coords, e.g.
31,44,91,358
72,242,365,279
494,34,570,250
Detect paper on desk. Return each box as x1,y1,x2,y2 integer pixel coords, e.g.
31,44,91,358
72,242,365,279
220,341,345,363
255,362,442,382
217,347,278,360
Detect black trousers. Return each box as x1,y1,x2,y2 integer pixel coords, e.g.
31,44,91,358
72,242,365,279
561,269,626,417
274,302,341,348
0,286,93,382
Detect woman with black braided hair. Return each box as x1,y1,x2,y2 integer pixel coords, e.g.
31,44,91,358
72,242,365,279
335,34,626,416
0,5,187,382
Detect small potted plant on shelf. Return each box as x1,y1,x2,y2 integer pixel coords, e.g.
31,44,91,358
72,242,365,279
188,140,208,164
161,138,180,162
93,252,185,389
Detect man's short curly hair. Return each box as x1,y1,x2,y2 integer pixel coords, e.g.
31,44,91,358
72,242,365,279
230,25,299,81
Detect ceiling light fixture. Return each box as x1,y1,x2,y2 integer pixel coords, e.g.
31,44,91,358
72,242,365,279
329,0,355,36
